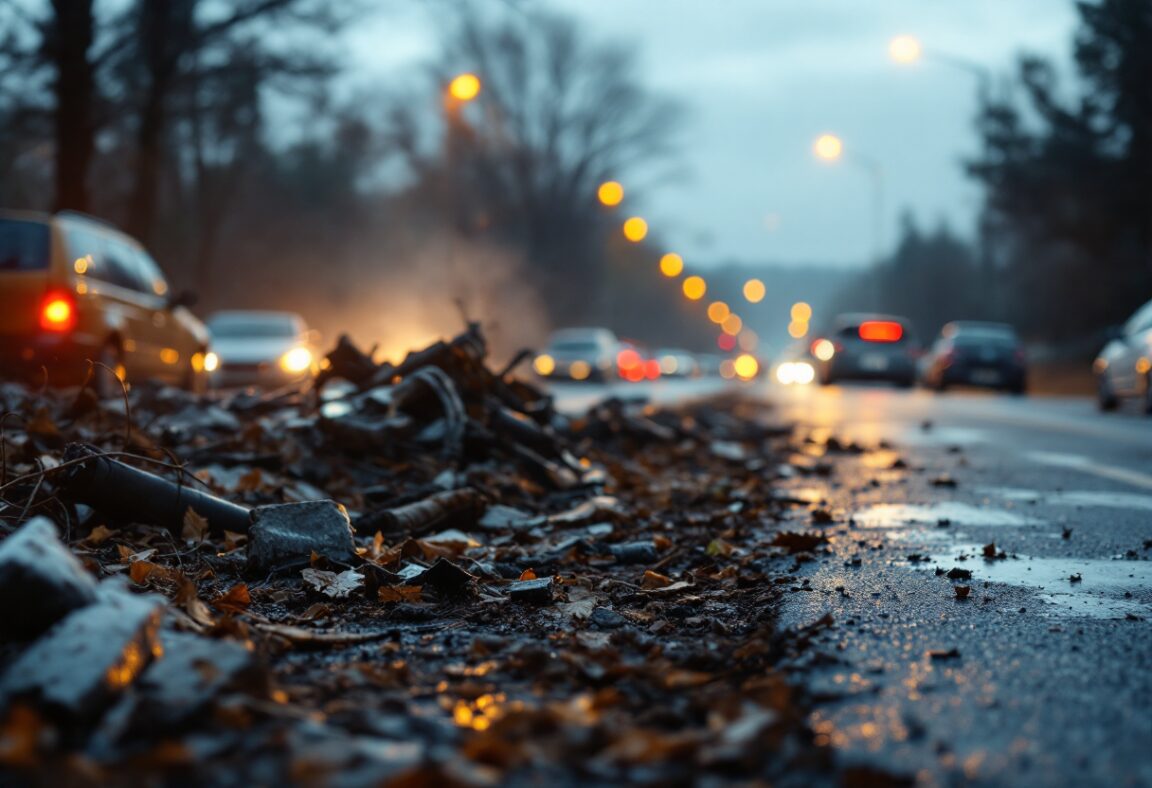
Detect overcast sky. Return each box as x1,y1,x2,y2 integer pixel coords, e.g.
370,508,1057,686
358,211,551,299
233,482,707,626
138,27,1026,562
350,0,1079,268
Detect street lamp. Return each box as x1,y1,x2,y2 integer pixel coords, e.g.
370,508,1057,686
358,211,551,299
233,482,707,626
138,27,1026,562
659,252,684,277
623,217,648,242
448,73,482,103
598,181,624,207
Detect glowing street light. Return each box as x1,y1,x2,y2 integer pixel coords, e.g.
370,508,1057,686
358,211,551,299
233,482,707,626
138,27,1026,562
743,278,766,303
788,320,809,339
448,73,481,102
888,35,922,64
813,133,843,162
682,275,706,301
791,301,812,322
659,253,684,277
721,314,743,336
598,181,624,207
622,217,648,242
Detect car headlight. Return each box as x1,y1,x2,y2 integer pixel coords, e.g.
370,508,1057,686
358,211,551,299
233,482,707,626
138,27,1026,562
279,347,313,374
203,351,219,372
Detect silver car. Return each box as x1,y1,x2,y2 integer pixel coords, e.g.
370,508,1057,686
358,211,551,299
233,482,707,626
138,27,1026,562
1095,298,1152,413
207,310,318,388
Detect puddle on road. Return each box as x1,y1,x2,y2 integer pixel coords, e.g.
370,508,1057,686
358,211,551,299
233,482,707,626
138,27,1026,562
931,544,1151,620
853,502,1040,529
981,487,1152,512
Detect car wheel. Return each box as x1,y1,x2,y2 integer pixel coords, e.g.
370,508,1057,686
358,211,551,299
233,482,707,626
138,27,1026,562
1097,375,1118,412
93,342,125,400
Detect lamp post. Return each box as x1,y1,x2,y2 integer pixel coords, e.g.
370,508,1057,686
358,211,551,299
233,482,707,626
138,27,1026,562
890,36,998,318
813,133,886,276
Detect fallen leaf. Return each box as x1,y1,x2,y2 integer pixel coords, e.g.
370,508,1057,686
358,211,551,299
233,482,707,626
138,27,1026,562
182,508,210,543
378,585,423,603
641,570,673,589
211,583,251,613
83,525,116,546
302,568,364,599
519,568,538,581
175,577,215,627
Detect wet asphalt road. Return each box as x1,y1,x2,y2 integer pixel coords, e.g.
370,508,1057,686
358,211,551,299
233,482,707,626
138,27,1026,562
552,378,1152,787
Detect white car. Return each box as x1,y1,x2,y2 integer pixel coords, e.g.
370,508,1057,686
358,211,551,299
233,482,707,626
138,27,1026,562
533,327,619,382
1095,298,1152,413
207,310,318,388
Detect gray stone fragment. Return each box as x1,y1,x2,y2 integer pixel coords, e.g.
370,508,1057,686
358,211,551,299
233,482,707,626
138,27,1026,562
0,583,163,721
508,577,554,604
0,517,99,641
247,500,357,574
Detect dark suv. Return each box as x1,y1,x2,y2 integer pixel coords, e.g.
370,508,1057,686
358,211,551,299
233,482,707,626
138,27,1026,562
811,313,919,387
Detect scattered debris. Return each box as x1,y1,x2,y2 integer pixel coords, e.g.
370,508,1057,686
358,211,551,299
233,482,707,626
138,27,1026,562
945,567,973,581
928,647,961,660
930,475,958,488
246,500,357,574
0,518,98,641
954,585,971,600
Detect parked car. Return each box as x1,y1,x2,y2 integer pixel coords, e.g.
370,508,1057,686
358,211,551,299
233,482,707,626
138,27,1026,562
920,321,1027,394
1094,298,1152,413
206,311,319,388
533,327,619,382
810,313,919,387
0,209,210,396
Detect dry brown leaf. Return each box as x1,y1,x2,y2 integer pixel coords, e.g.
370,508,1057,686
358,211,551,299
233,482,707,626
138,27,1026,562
175,577,215,627
83,525,116,546
235,467,264,493
182,508,210,543
211,583,251,613
129,560,178,586
519,568,537,581
378,585,423,604
641,570,673,590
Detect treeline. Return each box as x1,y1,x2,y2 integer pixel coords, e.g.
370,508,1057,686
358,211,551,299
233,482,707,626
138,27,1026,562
834,0,1151,352
0,2,701,359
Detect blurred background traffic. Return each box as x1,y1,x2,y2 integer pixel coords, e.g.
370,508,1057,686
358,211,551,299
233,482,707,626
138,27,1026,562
0,0,1149,413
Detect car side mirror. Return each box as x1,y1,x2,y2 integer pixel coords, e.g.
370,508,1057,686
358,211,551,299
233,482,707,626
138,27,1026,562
168,290,198,309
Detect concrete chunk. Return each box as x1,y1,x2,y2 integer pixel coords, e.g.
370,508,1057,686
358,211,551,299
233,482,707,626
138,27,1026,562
0,583,163,721
247,500,357,574
0,517,99,641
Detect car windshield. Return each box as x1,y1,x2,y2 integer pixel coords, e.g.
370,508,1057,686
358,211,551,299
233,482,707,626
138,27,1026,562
0,220,50,272
209,314,298,338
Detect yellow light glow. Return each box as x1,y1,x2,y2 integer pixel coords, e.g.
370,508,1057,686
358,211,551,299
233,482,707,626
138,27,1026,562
279,347,313,374
889,35,922,64
721,314,743,336
204,351,219,373
623,217,648,242
743,278,766,303
682,275,706,301
598,181,624,207
569,360,591,380
734,354,759,380
1138,357,1152,375
719,359,736,380
76,281,88,295
533,353,555,376
813,134,843,162
448,73,481,102
790,301,813,322
659,355,679,375
659,253,684,277
706,301,730,324
813,338,836,361
74,256,89,274
43,299,71,325
159,348,179,365
788,320,809,339
738,330,758,352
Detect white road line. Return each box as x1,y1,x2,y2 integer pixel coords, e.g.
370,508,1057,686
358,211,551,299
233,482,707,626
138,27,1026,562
1024,451,1152,491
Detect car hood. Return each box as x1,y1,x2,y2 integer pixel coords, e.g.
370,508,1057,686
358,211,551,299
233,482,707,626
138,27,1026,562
212,336,298,364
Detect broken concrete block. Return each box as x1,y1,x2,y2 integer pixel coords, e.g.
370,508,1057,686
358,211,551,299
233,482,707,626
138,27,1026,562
0,517,99,642
247,500,357,575
508,577,554,604
0,583,163,721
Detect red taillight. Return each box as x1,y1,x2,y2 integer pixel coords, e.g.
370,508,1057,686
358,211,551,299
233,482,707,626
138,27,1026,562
40,292,76,332
644,359,661,380
859,321,903,342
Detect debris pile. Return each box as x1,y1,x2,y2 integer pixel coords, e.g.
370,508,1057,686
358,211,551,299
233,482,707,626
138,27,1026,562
0,325,832,784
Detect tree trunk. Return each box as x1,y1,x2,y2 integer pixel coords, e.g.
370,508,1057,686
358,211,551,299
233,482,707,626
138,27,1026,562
49,0,96,213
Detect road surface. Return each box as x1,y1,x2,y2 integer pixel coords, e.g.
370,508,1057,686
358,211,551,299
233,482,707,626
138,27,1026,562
550,378,1152,786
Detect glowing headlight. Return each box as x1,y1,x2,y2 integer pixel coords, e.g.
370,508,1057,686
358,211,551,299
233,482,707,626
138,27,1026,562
533,353,556,376
203,351,219,372
280,347,313,374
